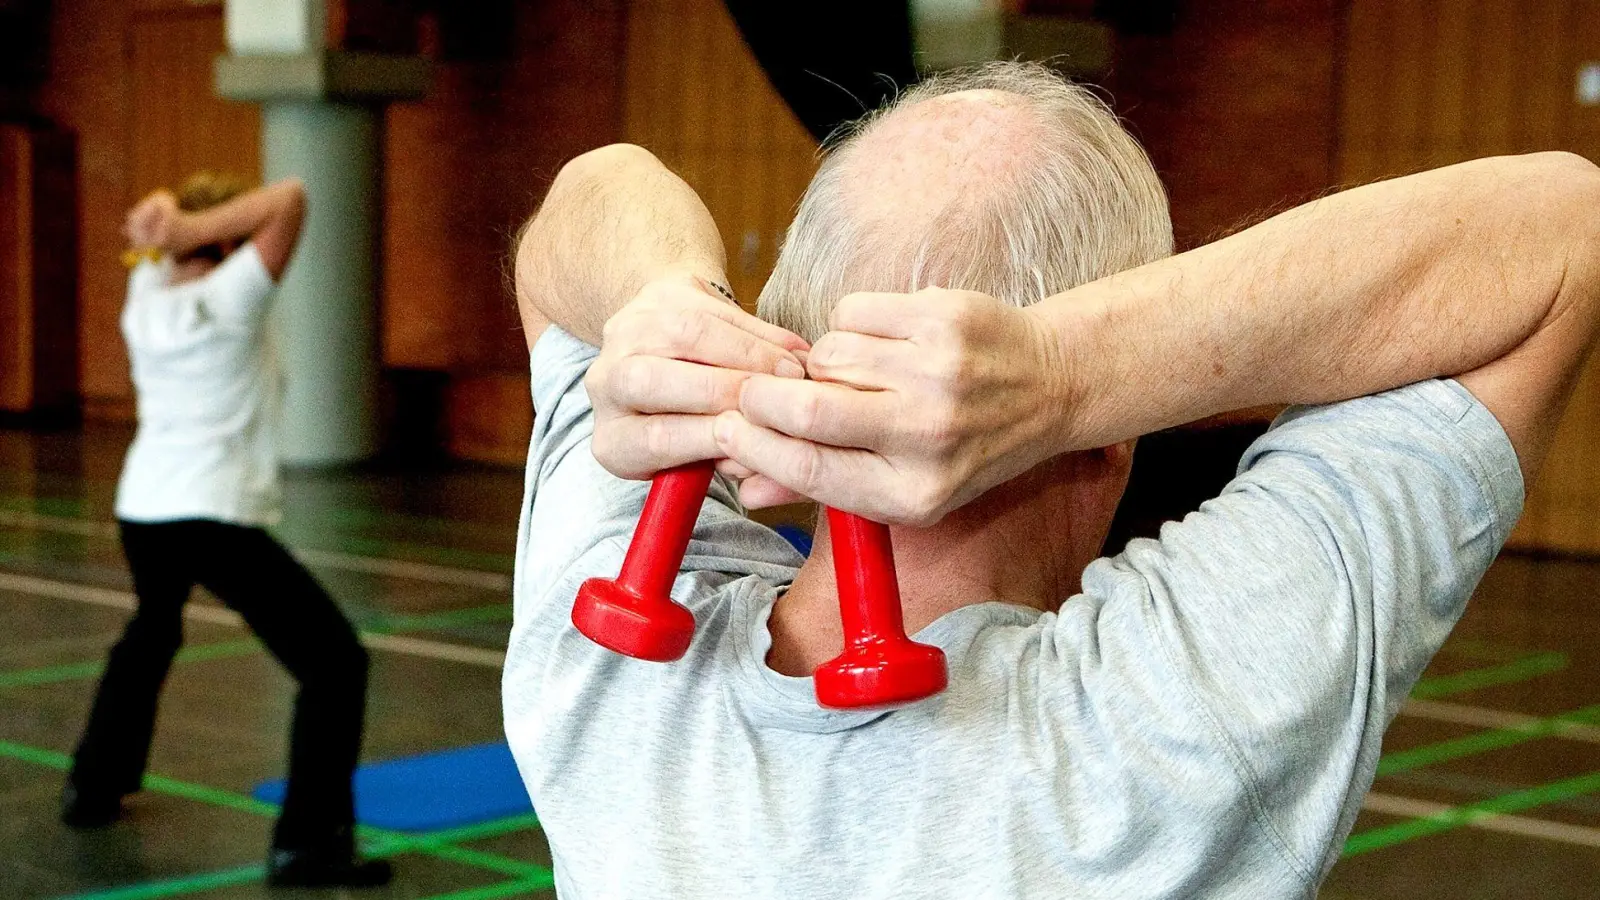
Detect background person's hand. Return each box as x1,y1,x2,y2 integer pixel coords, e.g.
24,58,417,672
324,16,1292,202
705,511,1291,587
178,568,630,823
585,271,811,480
123,190,182,252
715,287,1076,525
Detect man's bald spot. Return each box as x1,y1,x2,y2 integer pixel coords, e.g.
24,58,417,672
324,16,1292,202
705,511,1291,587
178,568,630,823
840,89,1046,227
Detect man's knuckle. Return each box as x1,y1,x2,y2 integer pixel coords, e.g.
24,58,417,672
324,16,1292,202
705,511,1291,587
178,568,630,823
793,390,824,434
789,446,822,493
643,417,676,460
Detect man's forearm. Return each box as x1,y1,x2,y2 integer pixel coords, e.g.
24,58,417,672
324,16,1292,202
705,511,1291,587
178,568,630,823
1046,152,1600,449
515,144,728,347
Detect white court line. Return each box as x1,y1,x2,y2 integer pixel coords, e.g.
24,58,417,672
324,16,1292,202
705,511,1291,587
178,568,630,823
0,571,504,669
0,508,511,592
1400,698,1600,744
1362,791,1600,849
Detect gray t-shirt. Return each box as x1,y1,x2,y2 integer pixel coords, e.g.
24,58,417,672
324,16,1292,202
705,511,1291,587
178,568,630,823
503,327,1524,899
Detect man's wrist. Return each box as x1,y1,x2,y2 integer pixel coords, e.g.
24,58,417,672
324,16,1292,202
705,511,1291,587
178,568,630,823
651,260,734,304
1024,300,1104,455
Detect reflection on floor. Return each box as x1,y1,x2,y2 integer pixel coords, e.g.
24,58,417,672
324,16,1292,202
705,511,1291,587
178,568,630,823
1,424,1595,899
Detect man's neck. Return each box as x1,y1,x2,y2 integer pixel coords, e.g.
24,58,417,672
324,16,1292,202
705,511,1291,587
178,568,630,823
765,511,1081,678
762,447,1131,678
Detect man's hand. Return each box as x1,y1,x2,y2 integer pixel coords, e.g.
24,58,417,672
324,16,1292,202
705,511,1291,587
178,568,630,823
124,190,183,252
587,272,811,480
714,287,1071,524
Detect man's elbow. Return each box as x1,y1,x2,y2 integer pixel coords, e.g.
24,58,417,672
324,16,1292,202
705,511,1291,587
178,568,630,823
555,143,659,187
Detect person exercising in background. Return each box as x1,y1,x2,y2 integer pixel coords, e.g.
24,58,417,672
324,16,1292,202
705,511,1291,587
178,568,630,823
63,173,391,889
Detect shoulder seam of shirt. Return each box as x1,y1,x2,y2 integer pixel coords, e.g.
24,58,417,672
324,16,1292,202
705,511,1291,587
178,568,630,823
1138,570,1320,882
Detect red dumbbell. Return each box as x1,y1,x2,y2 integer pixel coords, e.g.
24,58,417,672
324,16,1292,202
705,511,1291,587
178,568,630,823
570,461,713,662
813,507,947,709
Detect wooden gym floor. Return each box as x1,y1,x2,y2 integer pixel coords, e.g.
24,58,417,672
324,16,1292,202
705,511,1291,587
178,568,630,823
0,424,1594,899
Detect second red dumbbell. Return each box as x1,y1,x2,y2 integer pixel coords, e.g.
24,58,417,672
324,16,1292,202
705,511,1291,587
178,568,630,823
813,507,947,709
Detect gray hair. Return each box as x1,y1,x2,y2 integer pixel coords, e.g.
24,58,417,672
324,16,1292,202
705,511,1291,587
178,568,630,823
758,62,1173,342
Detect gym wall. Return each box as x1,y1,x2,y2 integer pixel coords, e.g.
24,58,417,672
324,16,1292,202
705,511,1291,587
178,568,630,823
14,0,1600,553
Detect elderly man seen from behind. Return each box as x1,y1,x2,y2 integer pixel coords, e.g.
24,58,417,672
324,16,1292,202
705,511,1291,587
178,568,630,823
502,62,1600,899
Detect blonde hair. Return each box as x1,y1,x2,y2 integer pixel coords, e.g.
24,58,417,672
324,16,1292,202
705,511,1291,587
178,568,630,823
758,62,1173,342
175,171,251,262
176,171,250,213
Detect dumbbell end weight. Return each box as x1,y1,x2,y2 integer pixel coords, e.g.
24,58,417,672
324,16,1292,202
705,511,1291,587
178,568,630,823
572,578,696,662
814,639,947,709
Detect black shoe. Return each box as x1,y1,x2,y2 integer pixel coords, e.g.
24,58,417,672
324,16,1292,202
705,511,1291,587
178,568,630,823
266,847,393,889
60,783,123,829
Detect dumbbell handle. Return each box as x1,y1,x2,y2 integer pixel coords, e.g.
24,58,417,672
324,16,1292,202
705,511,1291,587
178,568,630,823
816,507,948,708
614,462,715,598
827,507,908,646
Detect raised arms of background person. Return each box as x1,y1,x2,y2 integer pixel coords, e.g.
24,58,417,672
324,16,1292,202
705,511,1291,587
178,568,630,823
711,152,1600,522
513,144,808,478
123,177,306,281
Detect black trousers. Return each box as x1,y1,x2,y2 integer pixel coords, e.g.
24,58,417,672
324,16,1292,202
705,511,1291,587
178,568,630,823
70,520,370,851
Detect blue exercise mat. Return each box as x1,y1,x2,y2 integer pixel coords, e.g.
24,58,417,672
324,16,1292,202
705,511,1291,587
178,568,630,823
253,741,532,832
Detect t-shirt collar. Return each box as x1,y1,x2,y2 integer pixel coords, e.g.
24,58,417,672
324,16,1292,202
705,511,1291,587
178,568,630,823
730,581,1038,733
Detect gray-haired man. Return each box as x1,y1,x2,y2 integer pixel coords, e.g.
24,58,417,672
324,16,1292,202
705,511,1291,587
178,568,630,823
503,63,1600,898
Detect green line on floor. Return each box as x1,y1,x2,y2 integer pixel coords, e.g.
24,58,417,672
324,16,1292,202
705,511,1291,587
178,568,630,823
0,738,543,880
1409,650,1569,700
1378,704,1600,776
367,810,544,851
0,639,259,689
0,494,90,519
414,843,548,880
0,737,71,769
374,604,513,634
420,875,557,900
0,658,108,688
1444,638,1546,664
1343,769,1600,856
57,864,265,900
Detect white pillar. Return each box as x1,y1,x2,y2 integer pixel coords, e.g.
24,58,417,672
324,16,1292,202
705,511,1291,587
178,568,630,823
261,101,381,465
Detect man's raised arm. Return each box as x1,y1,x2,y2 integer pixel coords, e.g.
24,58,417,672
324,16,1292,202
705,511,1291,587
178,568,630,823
512,143,809,480
717,152,1600,522
513,143,729,348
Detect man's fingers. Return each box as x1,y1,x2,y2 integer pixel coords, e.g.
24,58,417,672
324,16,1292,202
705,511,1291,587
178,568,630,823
806,330,918,390
591,414,719,479
603,356,753,415
738,375,898,449
700,296,811,354
715,458,756,480
736,474,809,509
829,291,932,339
629,310,807,378
713,411,892,512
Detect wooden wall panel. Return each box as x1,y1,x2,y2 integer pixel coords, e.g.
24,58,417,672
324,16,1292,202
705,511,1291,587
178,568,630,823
383,0,626,373
128,10,260,206
1339,0,1600,554
1108,1,1343,248
0,129,33,412
621,0,819,306
38,0,137,416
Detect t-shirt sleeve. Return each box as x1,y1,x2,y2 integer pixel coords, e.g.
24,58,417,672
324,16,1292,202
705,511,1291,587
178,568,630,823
513,326,803,633
126,257,169,297
202,243,276,327
1072,379,1523,877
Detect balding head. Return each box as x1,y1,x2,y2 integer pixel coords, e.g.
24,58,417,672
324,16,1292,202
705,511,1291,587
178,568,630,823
759,62,1173,342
